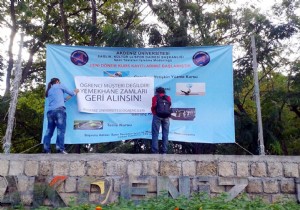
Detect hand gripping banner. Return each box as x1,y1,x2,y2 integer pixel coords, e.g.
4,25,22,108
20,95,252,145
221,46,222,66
42,45,235,144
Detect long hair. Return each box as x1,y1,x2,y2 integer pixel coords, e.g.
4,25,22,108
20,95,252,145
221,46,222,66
45,78,59,97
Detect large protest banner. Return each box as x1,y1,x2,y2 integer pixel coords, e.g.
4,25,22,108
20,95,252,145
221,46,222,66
43,45,235,144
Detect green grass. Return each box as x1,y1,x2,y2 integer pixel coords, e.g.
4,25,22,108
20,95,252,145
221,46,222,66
22,193,300,210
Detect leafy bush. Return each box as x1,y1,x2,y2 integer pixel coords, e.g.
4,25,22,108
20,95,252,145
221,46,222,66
33,193,299,210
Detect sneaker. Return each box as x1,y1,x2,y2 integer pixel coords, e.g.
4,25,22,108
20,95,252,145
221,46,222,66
60,150,68,154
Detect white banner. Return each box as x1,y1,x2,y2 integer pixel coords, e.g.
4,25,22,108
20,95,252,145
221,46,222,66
74,76,154,113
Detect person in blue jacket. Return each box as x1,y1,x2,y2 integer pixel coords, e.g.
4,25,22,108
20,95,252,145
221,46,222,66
43,78,79,154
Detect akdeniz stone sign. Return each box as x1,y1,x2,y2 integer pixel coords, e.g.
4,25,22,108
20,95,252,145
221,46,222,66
0,154,299,208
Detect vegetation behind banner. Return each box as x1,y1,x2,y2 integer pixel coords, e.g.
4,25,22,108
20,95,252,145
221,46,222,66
0,0,299,155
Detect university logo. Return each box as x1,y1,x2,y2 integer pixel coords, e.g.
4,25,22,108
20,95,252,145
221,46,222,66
70,50,89,66
192,51,210,66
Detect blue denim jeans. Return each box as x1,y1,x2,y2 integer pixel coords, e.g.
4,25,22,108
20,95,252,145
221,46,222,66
152,115,170,154
43,108,66,153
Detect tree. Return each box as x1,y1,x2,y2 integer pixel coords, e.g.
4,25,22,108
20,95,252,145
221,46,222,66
1,0,300,154
0,0,148,153
144,0,300,155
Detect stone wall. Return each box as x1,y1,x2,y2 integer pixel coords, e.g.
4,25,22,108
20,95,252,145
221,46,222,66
0,154,299,207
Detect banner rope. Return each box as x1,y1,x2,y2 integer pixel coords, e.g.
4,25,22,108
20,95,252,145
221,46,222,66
235,142,254,155
17,142,255,155
20,143,41,154
107,140,134,153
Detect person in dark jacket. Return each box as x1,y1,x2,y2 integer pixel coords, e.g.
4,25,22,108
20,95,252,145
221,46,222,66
151,87,171,154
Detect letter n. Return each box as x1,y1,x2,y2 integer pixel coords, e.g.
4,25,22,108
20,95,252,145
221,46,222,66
157,176,190,198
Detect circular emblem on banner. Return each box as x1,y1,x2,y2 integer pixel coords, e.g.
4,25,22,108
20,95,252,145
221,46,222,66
70,50,89,66
192,51,210,66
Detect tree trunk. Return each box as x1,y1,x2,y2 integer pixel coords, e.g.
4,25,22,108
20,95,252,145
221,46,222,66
4,0,18,97
59,0,70,45
90,0,96,46
3,33,24,154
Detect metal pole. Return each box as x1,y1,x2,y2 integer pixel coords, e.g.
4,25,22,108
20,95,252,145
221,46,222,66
3,33,24,154
250,34,265,155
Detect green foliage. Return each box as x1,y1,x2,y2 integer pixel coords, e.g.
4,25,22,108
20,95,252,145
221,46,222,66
0,85,45,153
0,95,10,153
32,193,300,210
99,24,144,47
1,0,300,155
